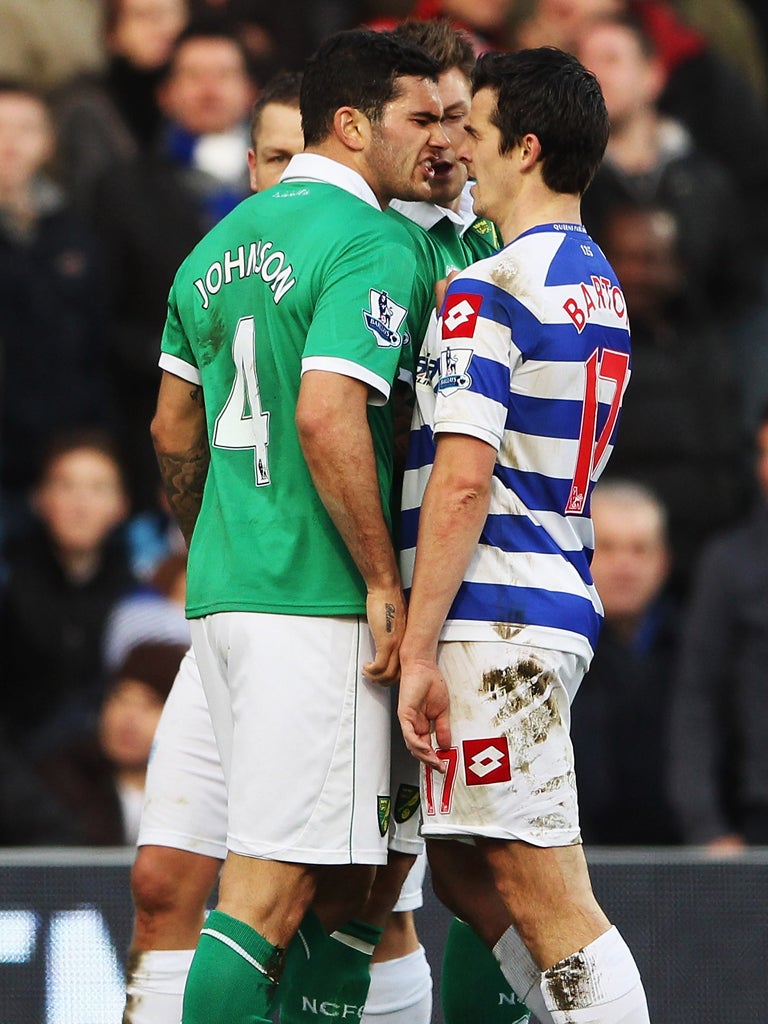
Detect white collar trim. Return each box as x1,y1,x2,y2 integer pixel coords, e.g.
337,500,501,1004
280,153,381,210
389,181,477,236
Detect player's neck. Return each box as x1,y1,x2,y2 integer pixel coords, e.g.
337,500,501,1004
304,141,388,209
498,190,582,245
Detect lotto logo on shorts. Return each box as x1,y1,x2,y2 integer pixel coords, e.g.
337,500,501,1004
442,293,482,338
462,737,511,786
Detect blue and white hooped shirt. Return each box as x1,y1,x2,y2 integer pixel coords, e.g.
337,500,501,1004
401,223,631,665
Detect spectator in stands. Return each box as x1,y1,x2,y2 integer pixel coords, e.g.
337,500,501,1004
572,480,681,845
35,641,187,845
90,25,256,512
576,12,751,314
0,0,105,92
104,550,189,673
598,202,748,597
673,0,768,104
669,405,768,851
368,0,518,51
0,430,134,752
0,81,109,529
53,0,189,211
0,722,82,844
246,70,304,193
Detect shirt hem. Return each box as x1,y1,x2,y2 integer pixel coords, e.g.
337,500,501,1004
438,621,594,666
186,602,366,618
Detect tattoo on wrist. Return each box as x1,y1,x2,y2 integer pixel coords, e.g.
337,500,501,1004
385,602,396,633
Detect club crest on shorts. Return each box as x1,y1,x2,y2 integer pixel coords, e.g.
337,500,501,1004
394,783,420,824
363,289,410,349
437,345,474,395
377,795,392,836
462,737,511,786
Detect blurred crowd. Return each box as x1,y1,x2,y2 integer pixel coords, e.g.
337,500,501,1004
2,0,768,852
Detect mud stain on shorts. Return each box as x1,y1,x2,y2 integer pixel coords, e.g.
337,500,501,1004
481,658,562,752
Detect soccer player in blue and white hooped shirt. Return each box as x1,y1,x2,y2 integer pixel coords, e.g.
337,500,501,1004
398,49,651,1024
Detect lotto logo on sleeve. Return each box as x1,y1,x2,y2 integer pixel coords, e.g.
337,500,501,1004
442,292,482,339
462,737,511,786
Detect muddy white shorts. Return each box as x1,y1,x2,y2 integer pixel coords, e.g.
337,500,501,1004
191,612,391,864
421,641,585,847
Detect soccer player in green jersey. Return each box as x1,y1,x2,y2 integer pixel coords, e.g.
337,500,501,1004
150,29,448,1024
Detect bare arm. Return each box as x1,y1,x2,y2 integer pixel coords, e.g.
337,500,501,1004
296,369,405,686
150,370,209,548
398,432,496,768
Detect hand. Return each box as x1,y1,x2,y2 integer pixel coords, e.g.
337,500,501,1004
434,269,459,313
398,658,451,770
363,586,406,687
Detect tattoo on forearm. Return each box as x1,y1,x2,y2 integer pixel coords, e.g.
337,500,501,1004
385,602,396,633
189,385,204,405
156,440,209,548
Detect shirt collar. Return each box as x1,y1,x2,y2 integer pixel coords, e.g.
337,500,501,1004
389,181,477,236
280,153,381,210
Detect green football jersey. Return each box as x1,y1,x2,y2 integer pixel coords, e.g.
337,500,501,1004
387,195,499,352
160,156,421,618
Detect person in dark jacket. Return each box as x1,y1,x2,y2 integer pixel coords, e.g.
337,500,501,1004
0,81,110,526
1,429,134,752
572,479,682,845
669,405,768,850
35,641,187,845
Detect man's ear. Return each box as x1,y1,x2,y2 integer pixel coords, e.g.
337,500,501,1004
519,132,542,170
332,106,370,152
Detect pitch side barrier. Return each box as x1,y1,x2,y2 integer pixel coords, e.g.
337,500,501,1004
0,847,765,1023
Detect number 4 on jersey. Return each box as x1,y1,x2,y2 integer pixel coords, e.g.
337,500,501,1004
213,316,271,486
565,347,630,514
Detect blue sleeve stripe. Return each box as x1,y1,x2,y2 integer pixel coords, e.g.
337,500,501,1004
461,352,509,406
404,422,436,472
446,276,512,328
401,505,420,549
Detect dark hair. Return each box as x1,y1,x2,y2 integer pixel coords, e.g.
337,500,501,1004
301,29,439,147
110,641,187,704
472,47,609,195
390,19,475,81
582,11,658,61
250,70,303,147
158,22,252,84
0,78,49,107
36,428,126,488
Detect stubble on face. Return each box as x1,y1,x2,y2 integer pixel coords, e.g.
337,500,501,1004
366,75,445,207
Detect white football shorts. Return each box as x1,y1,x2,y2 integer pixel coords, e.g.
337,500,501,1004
421,641,585,847
140,648,423,865
138,646,228,859
190,612,391,864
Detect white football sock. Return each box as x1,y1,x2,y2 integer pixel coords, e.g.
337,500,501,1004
540,927,651,1023
494,923,555,1023
123,948,194,1024
361,946,433,1023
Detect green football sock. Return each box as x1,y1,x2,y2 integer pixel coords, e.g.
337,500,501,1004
181,909,283,1024
278,910,382,1022
442,918,531,1023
